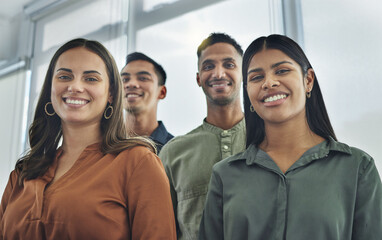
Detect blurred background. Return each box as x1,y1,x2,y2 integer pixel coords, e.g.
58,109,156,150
1,0,381,195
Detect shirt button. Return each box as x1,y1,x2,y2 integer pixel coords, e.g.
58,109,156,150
223,145,228,150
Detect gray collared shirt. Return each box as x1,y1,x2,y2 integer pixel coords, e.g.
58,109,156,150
159,118,246,240
199,137,382,240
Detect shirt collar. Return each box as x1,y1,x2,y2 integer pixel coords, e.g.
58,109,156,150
201,117,245,134
150,121,173,145
228,136,352,166
41,142,101,183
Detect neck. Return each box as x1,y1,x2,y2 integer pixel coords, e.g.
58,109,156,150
260,116,324,152
125,111,158,136
205,98,244,130
61,122,102,154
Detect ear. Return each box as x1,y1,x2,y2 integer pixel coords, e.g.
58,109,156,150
196,72,201,87
158,85,167,100
108,92,113,104
305,68,315,92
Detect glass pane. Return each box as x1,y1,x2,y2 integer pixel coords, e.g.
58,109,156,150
144,0,180,12
302,0,382,171
137,0,271,135
43,0,125,51
28,0,127,131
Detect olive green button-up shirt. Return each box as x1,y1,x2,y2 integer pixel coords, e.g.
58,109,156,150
159,119,246,240
199,137,382,240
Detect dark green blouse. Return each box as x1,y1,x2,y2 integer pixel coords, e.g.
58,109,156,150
199,137,382,240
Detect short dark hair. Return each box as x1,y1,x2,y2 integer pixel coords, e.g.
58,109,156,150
242,34,336,148
125,52,167,85
197,33,243,63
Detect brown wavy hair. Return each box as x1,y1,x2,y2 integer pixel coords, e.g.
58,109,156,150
16,38,156,185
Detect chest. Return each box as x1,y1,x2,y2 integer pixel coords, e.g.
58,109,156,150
2,156,130,239
221,160,358,239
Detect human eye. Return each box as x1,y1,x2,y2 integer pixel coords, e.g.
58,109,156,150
138,76,149,81
248,74,264,82
275,68,290,75
202,63,214,71
57,75,71,81
224,62,235,69
85,76,99,82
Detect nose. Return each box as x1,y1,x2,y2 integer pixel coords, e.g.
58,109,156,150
262,75,279,90
67,79,84,93
211,65,226,79
125,77,139,89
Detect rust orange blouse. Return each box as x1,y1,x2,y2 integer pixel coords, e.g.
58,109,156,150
0,143,176,239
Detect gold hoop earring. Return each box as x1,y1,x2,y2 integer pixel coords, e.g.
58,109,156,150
250,105,255,112
306,91,311,98
104,105,113,119
44,102,56,116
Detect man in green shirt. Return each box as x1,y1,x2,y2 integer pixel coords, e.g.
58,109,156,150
159,33,246,239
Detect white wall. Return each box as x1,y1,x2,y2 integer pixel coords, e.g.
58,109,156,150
0,70,27,194
1,0,381,196
302,0,382,172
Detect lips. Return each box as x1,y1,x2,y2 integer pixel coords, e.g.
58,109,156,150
207,79,232,89
63,97,89,105
125,92,143,100
263,94,287,103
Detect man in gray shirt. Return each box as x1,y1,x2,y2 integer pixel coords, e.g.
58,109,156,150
159,33,246,239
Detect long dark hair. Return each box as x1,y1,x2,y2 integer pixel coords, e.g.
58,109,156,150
242,34,336,148
16,38,155,185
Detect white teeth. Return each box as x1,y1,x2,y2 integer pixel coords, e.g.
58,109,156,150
264,94,287,103
212,84,226,87
66,99,87,105
127,94,140,97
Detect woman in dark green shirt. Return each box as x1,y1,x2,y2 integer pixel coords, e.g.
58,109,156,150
199,34,382,240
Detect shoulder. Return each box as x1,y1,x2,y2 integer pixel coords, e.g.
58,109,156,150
7,170,19,188
327,139,377,175
112,146,161,168
118,145,157,158
329,139,373,163
213,149,248,172
347,145,376,175
160,125,206,151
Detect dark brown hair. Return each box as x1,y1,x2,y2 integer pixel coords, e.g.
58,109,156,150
16,38,155,185
242,34,336,148
125,52,167,85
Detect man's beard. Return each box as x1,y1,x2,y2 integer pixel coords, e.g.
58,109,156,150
125,106,141,114
207,95,235,106
202,86,239,106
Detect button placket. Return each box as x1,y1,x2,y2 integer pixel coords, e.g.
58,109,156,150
221,130,232,159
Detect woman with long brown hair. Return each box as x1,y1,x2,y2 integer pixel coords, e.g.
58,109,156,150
0,38,176,239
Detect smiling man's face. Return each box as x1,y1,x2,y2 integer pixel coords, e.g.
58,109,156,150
121,60,165,115
197,42,242,106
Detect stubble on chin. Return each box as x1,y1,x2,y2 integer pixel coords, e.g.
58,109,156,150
125,106,141,114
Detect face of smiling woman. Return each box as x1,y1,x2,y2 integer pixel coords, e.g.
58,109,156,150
246,48,314,125
51,47,112,127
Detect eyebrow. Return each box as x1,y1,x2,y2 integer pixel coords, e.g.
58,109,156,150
201,59,214,66
121,71,152,77
56,68,72,73
247,61,293,74
136,71,151,76
56,68,101,75
201,57,235,66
